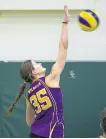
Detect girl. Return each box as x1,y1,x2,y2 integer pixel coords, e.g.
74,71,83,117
8,5,70,138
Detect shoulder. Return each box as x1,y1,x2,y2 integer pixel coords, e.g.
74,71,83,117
45,75,60,88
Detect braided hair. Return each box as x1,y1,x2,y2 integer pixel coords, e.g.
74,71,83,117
8,60,34,115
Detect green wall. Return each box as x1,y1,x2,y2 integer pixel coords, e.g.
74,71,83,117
0,62,106,138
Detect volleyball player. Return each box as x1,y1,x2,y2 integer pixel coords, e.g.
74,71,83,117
8,5,70,138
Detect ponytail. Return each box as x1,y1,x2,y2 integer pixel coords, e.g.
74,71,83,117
8,81,27,115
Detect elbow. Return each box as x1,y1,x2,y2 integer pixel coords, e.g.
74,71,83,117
26,103,35,127
26,120,32,127
64,42,68,49
26,118,34,127
59,36,68,49
26,111,35,127
59,41,68,49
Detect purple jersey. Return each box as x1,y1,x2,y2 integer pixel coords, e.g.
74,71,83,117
28,77,64,138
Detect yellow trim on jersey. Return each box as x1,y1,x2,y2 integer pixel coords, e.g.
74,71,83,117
49,122,58,138
36,78,64,138
38,79,59,137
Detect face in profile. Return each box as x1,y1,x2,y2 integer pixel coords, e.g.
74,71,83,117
31,60,46,75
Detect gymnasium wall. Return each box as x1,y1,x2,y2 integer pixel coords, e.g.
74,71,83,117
0,62,106,138
0,1,105,62
0,0,95,10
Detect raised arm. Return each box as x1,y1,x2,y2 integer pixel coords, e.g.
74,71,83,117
50,5,70,79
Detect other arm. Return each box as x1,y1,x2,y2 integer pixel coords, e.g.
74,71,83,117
25,98,35,126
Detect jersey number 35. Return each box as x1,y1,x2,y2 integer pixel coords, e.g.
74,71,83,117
29,88,52,114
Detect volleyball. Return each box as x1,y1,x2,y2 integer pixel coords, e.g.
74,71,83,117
78,10,100,32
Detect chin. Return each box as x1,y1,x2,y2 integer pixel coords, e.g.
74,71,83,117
43,68,46,72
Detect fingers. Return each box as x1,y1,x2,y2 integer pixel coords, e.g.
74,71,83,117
63,5,70,23
64,5,67,9
64,5,69,15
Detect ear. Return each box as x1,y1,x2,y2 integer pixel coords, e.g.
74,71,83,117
32,69,37,75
